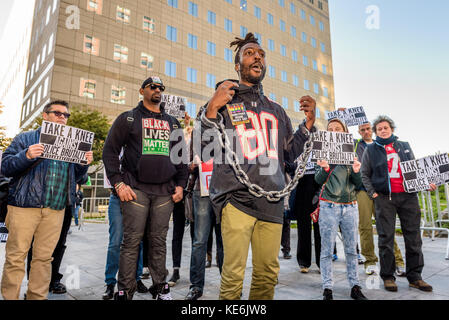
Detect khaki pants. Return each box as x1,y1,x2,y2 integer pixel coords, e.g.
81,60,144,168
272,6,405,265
1,205,64,300
219,203,282,300
357,191,404,268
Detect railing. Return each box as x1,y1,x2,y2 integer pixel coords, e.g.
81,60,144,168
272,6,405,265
79,197,110,228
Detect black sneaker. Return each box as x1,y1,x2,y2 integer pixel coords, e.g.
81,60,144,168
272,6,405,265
323,289,333,300
351,285,368,300
49,281,67,294
149,283,173,300
168,269,180,287
114,290,128,300
136,280,148,293
185,287,203,300
205,260,212,268
102,284,115,300
283,252,292,259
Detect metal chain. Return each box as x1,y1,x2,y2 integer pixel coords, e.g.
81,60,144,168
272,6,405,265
200,109,314,202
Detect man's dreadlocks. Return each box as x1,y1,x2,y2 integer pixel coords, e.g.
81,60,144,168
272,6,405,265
230,32,260,65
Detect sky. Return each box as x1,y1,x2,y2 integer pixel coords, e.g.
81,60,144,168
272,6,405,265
0,0,448,158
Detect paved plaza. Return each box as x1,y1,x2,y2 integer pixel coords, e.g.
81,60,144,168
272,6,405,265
1,221,448,301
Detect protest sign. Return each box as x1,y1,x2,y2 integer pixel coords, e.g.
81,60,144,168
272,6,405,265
39,121,94,165
326,106,369,127
304,154,316,175
199,158,213,197
161,94,186,119
310,130,355,165
0,222,8,243
103,168,112,189
400,153,449,192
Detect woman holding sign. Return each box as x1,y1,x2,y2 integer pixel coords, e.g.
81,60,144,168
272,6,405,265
315,119,367,300
361,115,435,293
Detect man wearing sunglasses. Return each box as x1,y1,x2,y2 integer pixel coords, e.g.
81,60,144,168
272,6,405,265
103,76,188,300
1,100,93,300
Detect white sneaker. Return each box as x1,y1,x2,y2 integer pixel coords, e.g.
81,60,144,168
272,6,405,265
157,292,173,300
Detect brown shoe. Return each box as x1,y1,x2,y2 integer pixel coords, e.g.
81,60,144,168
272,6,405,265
409,280,433,292
384,279,398,292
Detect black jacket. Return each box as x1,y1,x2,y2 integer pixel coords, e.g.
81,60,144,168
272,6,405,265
361,138,415,198
200,81,312,224
103,101,188,196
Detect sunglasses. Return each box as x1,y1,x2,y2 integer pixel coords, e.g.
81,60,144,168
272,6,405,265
145,84,165,92
47,111,71,119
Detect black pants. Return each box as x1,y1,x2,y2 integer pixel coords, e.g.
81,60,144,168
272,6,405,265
297,209,321,268
374,192,424,282
281,218,291,254
172,200,194,268
27,205,73,285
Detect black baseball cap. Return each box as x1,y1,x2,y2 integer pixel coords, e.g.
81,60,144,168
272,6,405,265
141,76,164,89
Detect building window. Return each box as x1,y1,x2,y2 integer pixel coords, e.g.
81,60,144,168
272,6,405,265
323,87,328,98
269,93,276,102
206,73,216,88
321,42,326,53
207,11,216,25
186,102,197,117
143,16,155,33
311,37,317,48
166,25,177,42
46,6,51,25
37,85,42,106
41,45,47,65
188,2,198,17
188,34,198,49
35,55,40,72
310,15,315,26
301,9,306,19
318,1,323,10
302,32,307,43
113,44,128,63
52,0,58,13
322,64,327,75
141,52,154,70
316,107,321,118
268,65,276,78
116,6,130,24
83,35,99,56
290,2,296,14
165,60,176,77
279,0,285,7
224,48,233,62
267,13,274,25
30,63,35,80
254,6,261,19
280,45,286,56
224,0,232,4
48,33,54,55
304,79,310,90
309,0,314,4
302,55,308,66
87,0,102,14
292,74,299,87
292,50,298,62
254,33,262,44
26,71,30,86
240,0,247,11
240,26,248,38
313,83,319,94
281,71,287,82
279,19,286,32
294,100,300,112
313,59,318,70
291,26,297,38
207,41,216,56
224,18,232,32
187,67,197,83
282,97,288,109
319,21,324,31
168,0,178,8
268,39,275,51
80,78,96,99
111,85,126,104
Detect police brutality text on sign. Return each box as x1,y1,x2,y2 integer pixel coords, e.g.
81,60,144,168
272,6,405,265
199,159,213,197
39,121,94,165
400,153,449,192
161,94,186,119
311,130,355,165
326,106,369,127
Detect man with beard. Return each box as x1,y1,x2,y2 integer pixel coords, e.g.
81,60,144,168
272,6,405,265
201,33,316,300
103,76,188,300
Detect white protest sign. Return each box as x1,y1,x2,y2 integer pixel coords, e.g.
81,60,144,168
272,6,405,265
0,222,8,243
311,130,355,165
103,168,112,189
326,106,369,127
400,153,449,192
199,159,213,197
39,121,94,165
304,153,316,175
161,94,186,119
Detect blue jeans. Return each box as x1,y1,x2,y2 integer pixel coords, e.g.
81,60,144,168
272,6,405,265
319,201,360,290
72,205,80,226
104,194,143,285
189,191,224,291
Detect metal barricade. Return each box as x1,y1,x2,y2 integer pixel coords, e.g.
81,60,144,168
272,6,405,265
79,197,110,227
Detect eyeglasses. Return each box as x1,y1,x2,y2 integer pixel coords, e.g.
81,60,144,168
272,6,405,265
47,111,71,119
145,84,165,92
